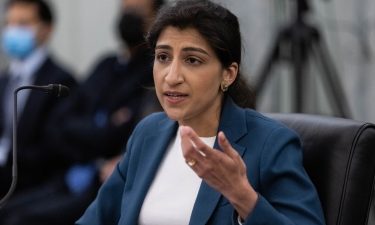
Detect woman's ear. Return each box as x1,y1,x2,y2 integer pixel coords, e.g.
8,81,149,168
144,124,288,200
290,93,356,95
222,62,238,86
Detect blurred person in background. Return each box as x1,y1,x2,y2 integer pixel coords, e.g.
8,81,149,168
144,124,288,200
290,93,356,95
0,0,164,225
0,0,76,209
96,0,165,183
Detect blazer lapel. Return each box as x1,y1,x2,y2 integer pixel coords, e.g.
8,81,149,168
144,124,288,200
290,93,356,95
189,97,247,225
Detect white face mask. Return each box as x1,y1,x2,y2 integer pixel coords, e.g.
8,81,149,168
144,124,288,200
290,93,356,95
1,26,37,60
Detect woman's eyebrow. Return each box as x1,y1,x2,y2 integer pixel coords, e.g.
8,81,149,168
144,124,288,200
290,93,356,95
155,45,209,56
155,45,171,50
182,47,209,56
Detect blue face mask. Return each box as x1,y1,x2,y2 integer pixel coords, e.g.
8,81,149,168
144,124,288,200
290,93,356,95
1,26,36,60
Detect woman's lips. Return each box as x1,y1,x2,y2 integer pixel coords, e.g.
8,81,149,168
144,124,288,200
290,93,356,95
164,91,188,104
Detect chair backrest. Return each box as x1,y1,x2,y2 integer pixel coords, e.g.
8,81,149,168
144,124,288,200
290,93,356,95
267,113,375,225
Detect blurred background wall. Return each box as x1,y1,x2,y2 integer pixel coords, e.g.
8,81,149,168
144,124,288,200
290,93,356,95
0,0,374,122
49,0,119,80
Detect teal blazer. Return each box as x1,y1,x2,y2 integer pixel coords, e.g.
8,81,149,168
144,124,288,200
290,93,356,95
77,97,325,225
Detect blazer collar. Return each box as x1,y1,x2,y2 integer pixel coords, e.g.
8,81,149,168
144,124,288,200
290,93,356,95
217,96,248,145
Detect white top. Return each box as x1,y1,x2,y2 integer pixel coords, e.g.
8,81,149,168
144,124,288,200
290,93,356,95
0,47,47,166
139,127,216,225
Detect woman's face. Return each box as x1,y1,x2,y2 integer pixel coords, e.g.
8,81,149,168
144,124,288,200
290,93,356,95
153,26,237,133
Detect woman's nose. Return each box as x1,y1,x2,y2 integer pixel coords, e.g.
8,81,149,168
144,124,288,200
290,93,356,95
165,59,184,85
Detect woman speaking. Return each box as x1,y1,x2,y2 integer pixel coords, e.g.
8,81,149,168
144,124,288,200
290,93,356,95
77,0,325,224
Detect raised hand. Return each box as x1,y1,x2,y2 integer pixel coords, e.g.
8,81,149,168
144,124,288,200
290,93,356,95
180,125,258,219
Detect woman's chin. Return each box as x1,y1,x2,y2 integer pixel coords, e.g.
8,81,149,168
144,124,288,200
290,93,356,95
164,109,186,122
165,113,182,122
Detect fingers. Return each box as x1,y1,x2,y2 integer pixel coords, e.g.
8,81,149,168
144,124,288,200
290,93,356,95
180,127,250,200
180,126,214,158
218,131,239,159
180,126,207,167
180,126,241,172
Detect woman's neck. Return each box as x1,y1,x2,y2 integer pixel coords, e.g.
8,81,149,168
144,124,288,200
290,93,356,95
180,119,219,137
178,103,221,137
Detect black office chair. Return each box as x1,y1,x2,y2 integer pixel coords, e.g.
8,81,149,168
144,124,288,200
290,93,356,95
267,113,375,225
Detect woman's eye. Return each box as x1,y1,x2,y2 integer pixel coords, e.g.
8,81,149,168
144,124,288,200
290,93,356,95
186,57,202,65
156,53,169,63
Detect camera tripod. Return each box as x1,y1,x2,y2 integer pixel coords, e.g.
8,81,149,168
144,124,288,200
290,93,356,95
255,0,351,118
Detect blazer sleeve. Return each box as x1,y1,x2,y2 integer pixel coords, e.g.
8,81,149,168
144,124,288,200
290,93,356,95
243,127,326,225
75,133,134,225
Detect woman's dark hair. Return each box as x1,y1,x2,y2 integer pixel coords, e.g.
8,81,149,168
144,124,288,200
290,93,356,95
152,0,165,13
5,0,54,26
146,0,255,108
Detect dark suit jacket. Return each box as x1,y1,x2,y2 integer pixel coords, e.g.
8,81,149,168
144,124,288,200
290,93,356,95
77,97,326,225
0,56,77,194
